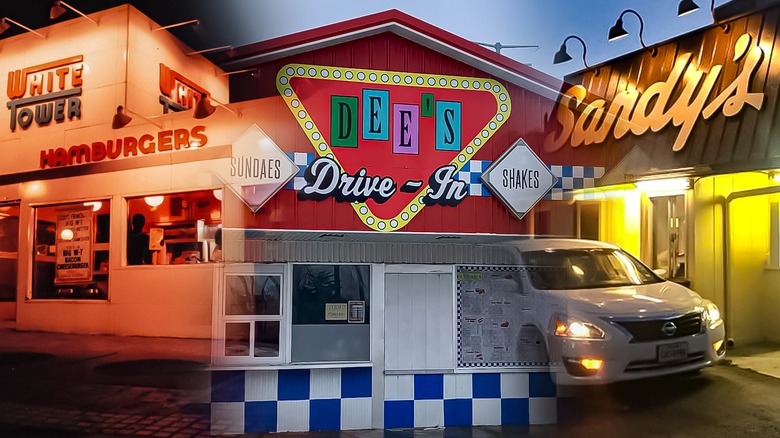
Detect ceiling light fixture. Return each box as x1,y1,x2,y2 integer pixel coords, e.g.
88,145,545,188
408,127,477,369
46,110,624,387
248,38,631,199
50,1,98,25
0,17,46,38
608,9,657,57
152,19,199,32
144,196,164,208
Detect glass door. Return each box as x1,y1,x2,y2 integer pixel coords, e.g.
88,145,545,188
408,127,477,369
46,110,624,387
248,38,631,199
650,195,687,280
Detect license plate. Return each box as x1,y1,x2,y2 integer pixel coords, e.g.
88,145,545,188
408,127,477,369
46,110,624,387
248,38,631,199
658,342,688,363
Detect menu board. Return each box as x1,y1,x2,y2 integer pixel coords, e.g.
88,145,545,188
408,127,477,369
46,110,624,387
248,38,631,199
54,206,93,284
457,266,548,367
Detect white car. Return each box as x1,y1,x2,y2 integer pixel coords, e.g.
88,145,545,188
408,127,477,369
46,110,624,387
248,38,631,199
510,238,726,385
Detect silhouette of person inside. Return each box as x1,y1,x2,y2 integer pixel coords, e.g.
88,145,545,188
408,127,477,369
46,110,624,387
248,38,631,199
127,213,152,265
211,227,223,262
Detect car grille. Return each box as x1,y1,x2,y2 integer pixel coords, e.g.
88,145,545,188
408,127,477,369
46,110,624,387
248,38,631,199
625,352,706,372
610,311,703,343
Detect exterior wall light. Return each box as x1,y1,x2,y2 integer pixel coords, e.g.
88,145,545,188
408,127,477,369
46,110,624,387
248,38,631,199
50,1,98,25
0,17,45,38
609,9,658,57
553,35,595,72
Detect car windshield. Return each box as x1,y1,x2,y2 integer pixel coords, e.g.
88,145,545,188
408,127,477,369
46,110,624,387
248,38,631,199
521,247,664,290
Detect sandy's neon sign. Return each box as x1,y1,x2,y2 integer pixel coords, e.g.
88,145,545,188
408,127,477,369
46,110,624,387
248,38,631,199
277,64,511,231
545,33,765,153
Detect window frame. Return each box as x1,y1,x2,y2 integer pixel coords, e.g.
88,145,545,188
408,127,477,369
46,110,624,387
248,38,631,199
29,199,111,301
217,263,288,366
214,262,373,367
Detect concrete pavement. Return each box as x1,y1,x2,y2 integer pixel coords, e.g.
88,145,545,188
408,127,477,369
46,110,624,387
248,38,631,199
3,318,780,437
0,319,211,437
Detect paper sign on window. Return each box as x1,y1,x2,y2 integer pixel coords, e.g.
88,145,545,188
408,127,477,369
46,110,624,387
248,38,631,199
54,206,93,284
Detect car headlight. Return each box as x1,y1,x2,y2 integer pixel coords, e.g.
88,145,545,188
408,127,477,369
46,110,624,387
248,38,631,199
552,315,605,339
705,302,721,322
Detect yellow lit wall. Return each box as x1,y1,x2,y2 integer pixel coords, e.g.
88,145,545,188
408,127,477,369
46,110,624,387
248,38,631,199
694,172,775,345
599,191,641,258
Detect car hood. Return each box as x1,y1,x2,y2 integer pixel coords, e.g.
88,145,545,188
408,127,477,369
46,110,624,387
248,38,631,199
548,281,703,316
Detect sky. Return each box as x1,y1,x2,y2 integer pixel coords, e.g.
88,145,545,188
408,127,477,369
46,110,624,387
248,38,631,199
196,0,727,79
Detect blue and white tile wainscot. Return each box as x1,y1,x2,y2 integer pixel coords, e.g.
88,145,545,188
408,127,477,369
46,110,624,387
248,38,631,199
210,368,569,434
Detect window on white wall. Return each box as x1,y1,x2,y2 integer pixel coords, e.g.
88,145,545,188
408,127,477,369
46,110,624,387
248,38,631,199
291,264,370,362
215,263,371,365
224,274,282,358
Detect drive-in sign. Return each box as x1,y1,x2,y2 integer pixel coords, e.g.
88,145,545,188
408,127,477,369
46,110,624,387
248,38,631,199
277,64,511,231
480,138,556,220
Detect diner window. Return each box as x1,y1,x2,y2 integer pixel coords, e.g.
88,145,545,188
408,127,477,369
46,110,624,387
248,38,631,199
32,200,110,300
224,272,282,358
216,263,371,365
291,264,370,362
126,189,222,266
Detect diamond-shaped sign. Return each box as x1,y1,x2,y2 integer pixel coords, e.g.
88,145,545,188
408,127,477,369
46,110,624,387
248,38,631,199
214,124,298,213
480,138,556,220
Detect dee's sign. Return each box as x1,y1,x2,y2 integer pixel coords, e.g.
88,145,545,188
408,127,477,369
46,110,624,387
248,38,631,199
278,64,511,231
6,55,84,132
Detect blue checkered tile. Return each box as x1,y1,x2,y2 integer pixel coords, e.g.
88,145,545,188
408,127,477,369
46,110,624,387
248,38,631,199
281,154,602,201
211,367,373,434
546,165,605,200
285,152,314,190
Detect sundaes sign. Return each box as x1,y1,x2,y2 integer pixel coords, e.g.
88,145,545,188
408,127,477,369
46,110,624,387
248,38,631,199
6,55,84,132
277,64,511,231
545,33,765,153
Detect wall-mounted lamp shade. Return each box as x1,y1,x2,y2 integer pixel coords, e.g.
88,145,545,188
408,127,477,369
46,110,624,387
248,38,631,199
552,44,573,64
194,94,216,119
608,9,655,56
50,1,67,19
144,196,164,207
0,17,46,38
677,0,700,16
608,18,628,41
552,35,590,69
50,1,97,24
213,189,223,201
111,106,132,129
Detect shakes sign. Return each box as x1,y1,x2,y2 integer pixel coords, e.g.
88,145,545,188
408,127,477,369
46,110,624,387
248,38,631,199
545,33,765,153
277,64,511,232
6,55,84,132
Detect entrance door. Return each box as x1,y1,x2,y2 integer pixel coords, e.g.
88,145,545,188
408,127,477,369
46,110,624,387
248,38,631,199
649,195,687,280
0,201,20,320
384,269,453,371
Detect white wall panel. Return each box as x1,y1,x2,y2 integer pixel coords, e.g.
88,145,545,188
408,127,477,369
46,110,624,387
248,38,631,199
385,271,453,371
